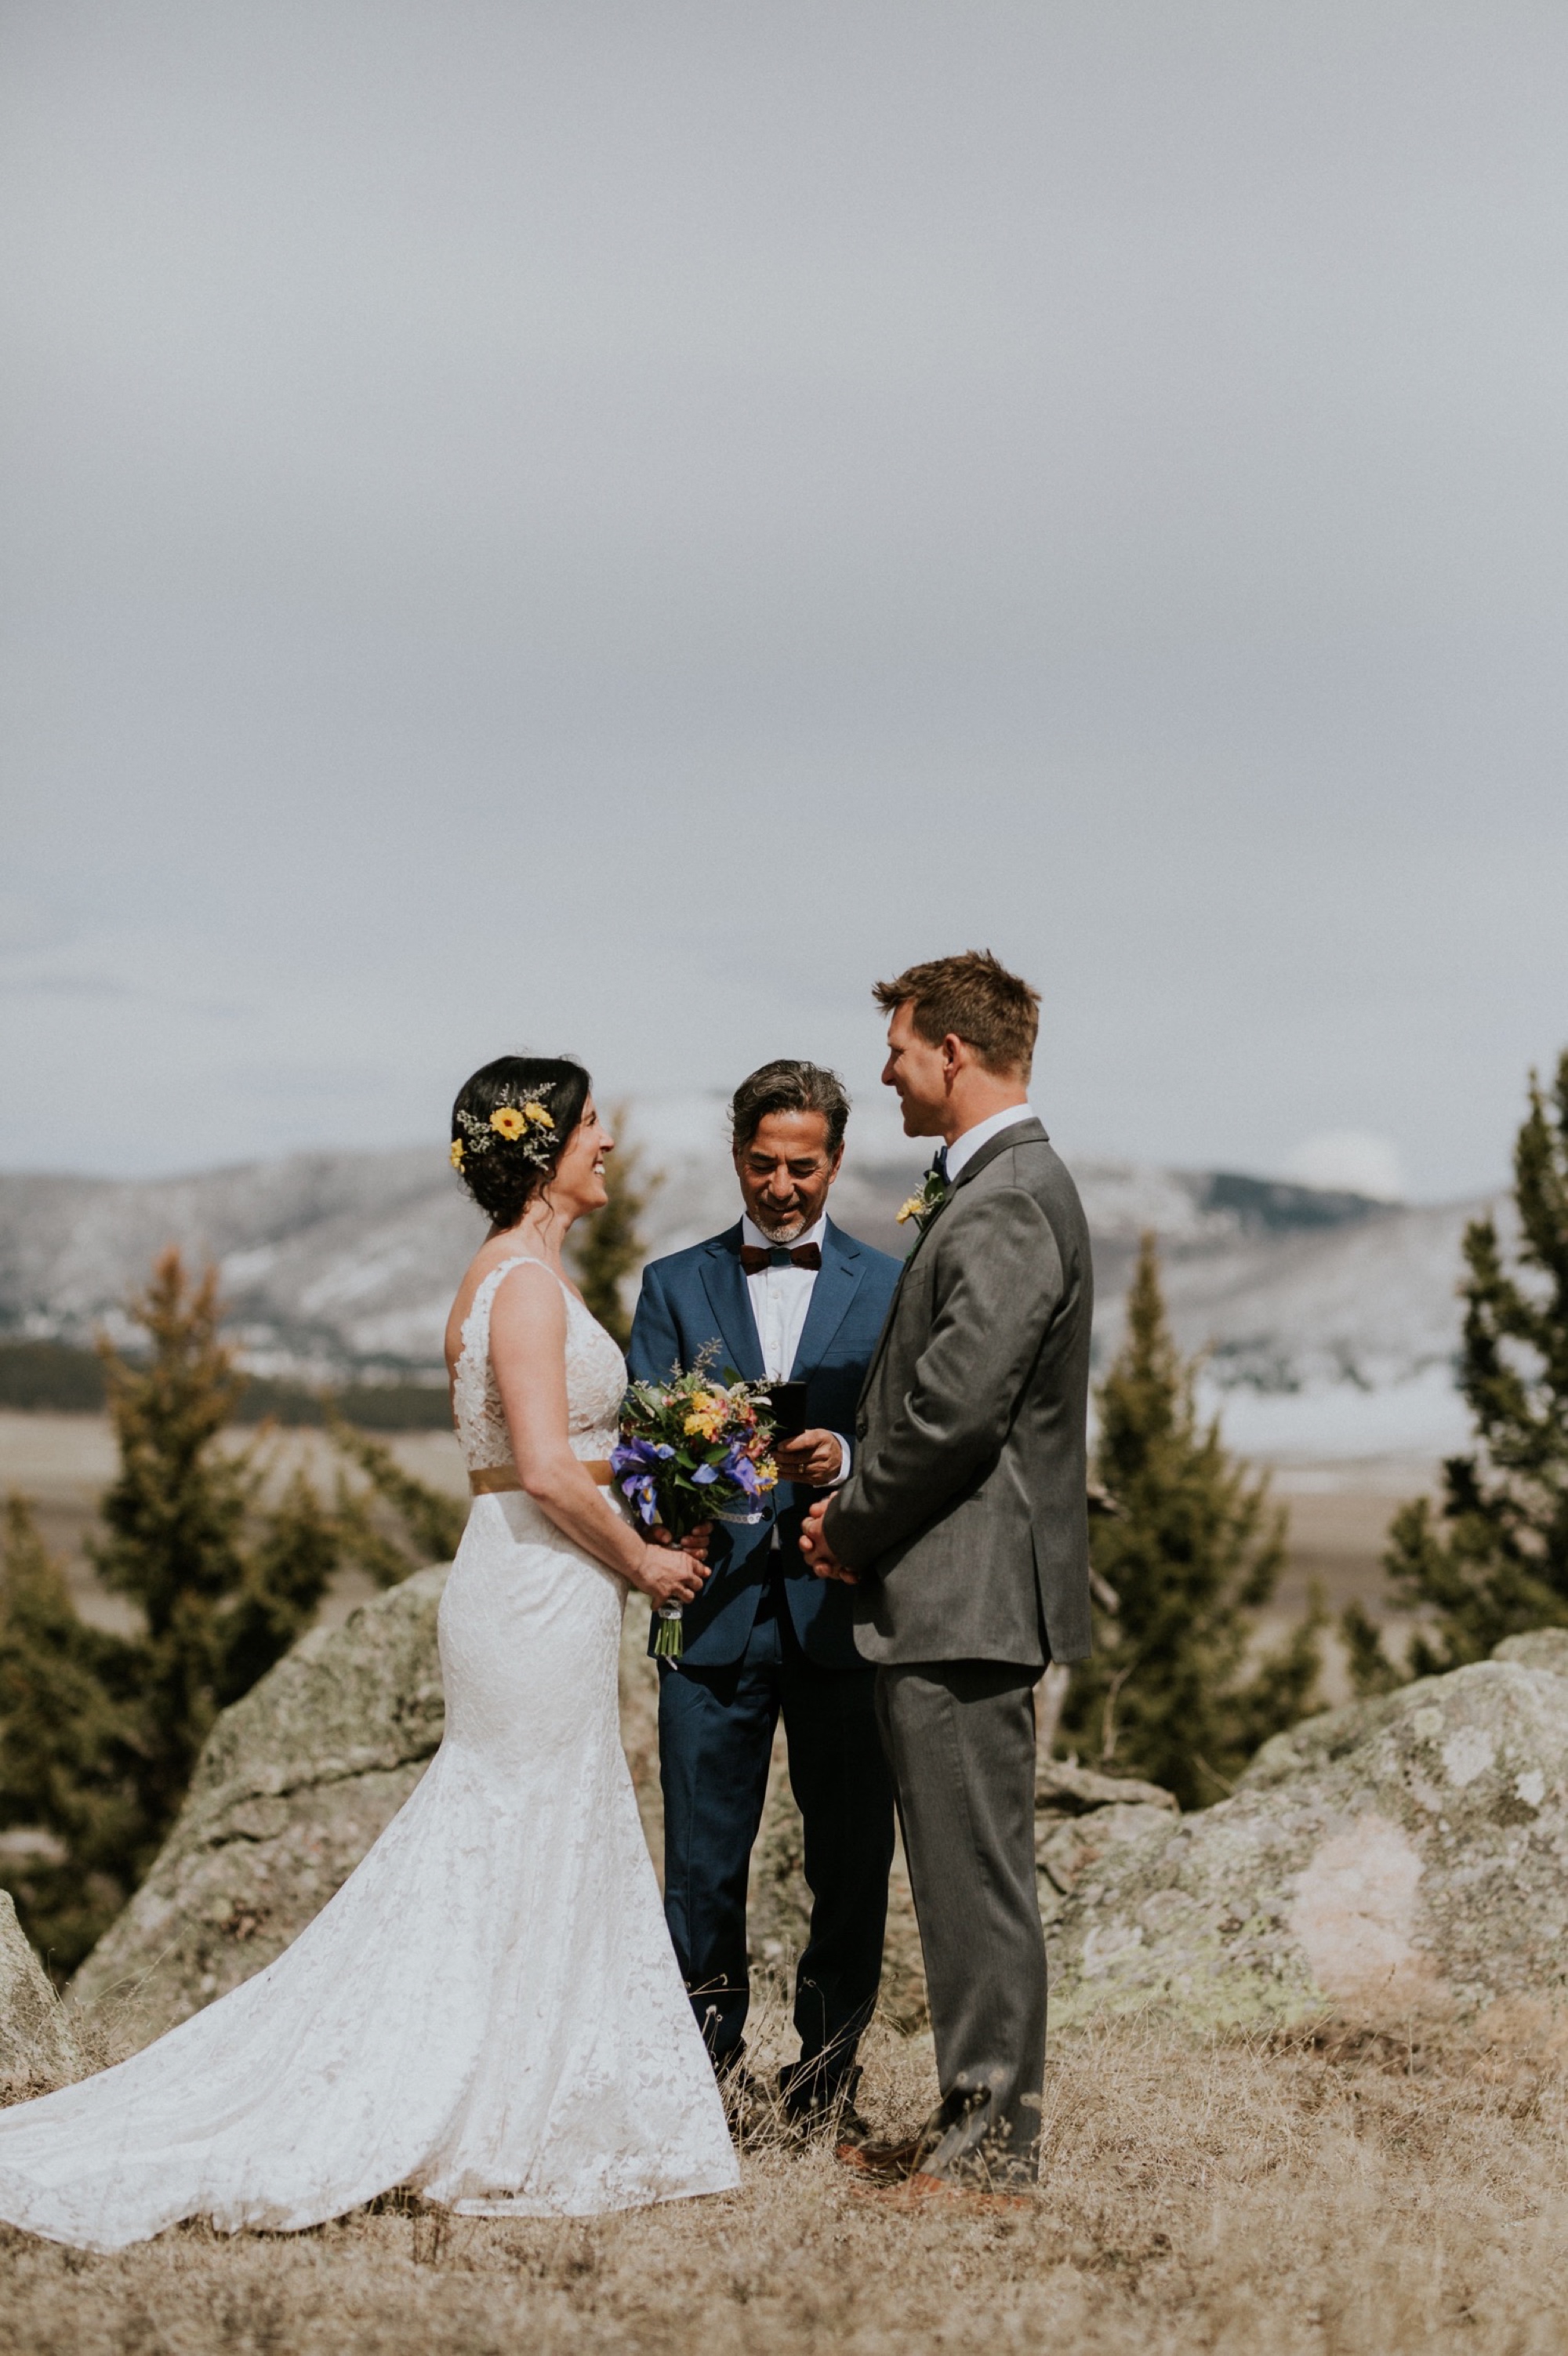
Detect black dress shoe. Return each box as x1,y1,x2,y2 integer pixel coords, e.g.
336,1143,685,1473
779,2060,873,2144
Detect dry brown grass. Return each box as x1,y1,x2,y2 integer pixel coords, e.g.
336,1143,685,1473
5,2001,1567,2356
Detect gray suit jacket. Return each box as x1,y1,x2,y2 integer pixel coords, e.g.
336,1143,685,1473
822,1118,1094,1668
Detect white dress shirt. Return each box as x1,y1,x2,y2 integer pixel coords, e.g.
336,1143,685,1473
739,1212,851,1490
942,1102,1039,1184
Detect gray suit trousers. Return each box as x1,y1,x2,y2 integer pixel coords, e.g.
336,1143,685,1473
876,1661,1044,2186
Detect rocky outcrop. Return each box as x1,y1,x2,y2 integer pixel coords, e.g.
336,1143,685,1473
72,1568,452,2042
1047,1638,1568,2034
0,1890,78,2097
1035,1756,1178,1931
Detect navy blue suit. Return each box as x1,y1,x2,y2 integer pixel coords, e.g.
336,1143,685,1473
628,1217,901,2100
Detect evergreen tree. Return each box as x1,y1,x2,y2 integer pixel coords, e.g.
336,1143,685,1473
328,1419,467,1581
1060,1235,1323,1807
0,1497,150,1973
88,1251,335,1824
217,1468,344,1703
1338,1597,1407,1698
1362,1050,1568,1679
569,1107,660,1350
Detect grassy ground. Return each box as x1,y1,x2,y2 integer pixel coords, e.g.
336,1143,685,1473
4,2002,1566,2356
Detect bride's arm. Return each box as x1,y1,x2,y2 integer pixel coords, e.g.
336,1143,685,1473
488,1263,707,1611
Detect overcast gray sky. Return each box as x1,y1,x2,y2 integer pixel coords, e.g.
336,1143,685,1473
3,1,1565,1198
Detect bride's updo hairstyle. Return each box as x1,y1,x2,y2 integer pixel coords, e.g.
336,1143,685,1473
449,1055,592,1228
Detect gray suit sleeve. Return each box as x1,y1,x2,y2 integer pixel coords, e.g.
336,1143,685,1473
823,1186,1063,1571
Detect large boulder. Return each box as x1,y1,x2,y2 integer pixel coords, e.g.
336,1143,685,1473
0,1890,78,2097
72,1568,452,2042
1047,1640,1568,2033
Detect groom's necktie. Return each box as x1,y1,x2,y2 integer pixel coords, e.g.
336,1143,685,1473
738,1243,822,1273
932,1146,949,1185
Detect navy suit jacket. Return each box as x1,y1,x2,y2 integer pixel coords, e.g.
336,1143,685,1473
627,1218,902,1670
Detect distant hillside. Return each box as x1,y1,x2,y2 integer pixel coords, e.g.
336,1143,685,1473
0,1098,1494,1452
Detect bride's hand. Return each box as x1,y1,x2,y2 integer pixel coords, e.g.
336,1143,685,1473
635,1531,710,1609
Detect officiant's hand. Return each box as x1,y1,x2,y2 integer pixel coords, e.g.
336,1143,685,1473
800,1497,857,1585
775,1429,844,1486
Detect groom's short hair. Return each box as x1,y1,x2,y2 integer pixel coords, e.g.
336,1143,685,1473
873,949,1040,1079
731,1061,851,1156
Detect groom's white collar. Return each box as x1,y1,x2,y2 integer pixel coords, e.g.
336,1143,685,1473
942,1104,1038,1185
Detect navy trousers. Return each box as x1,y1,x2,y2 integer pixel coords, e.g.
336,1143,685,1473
658,1595,895,2093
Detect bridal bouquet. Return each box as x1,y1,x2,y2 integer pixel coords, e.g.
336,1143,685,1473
612,1370,780,1658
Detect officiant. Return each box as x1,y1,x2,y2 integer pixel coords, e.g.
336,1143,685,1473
627,1061,902,2133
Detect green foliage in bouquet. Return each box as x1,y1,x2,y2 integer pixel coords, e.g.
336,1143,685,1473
612,1367,779,1541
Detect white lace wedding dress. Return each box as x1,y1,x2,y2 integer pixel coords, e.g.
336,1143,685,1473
0,1256,739,2252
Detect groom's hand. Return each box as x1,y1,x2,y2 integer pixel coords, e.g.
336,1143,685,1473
775,1429,845,1486
800,1497,856,1584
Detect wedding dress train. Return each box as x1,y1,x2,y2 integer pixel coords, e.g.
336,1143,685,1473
0,1256,739,2251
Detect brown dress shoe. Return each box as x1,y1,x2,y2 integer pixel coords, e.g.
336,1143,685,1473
855,2169,1033,2215
833,2133,926,2182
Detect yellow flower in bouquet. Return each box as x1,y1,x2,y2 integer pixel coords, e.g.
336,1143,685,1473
683,1391,728,1441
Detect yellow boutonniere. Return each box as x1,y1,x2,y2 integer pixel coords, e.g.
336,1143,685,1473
898,1166,951,1240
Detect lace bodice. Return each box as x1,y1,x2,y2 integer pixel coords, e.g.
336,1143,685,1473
453,1254,627,1472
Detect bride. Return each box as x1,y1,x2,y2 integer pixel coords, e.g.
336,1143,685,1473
0,1056,740,2251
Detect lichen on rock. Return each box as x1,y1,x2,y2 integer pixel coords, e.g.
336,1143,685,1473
1046,1644,1568,2035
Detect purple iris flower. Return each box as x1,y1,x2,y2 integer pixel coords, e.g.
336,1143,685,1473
611,1436,674,1527
721,1446,764,1499
691,1462,720,1487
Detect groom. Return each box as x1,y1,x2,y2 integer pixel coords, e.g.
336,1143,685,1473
627,1061,902,2129
803,950,1094,2196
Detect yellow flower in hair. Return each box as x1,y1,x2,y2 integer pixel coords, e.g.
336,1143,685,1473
522,1101,555,1129
449,1139,465,1170
490,1105,528,1142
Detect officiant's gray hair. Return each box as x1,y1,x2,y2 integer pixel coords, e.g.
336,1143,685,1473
730,1061,851,1158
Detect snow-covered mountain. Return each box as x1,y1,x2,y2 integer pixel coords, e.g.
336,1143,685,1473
0,1095,1497,1456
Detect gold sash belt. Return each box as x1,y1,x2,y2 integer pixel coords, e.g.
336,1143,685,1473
469,1460,614,1496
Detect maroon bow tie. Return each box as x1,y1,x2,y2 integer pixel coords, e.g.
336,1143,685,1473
739,1242,822,1273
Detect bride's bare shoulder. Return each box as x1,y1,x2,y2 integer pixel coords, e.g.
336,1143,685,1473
443,1249,561,1374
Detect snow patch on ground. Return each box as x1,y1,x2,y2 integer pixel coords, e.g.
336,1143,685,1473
1201,1365,1472,1461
